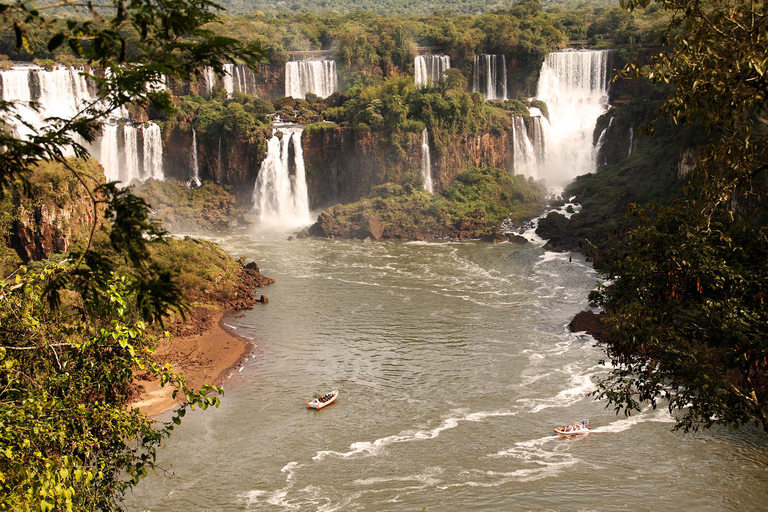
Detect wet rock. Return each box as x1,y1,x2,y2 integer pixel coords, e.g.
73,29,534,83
569,310,611,343
481,232,507,243
507,234,528,244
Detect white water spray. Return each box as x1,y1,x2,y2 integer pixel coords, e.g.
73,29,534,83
535,49,611,185
1,64,164,184
285,60,337,99
415,55,450,87
421,128,433,193
252,125,312,228
473,54,507,101
188,128,201,188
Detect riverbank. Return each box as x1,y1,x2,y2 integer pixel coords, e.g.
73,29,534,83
132,259,274,417
132,312,251,417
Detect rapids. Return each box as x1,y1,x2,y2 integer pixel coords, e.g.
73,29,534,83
126,226,768,511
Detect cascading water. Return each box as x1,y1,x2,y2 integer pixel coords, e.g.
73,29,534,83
628,126,635,156
202,66,216,96
473,54,507,101
284,60,337,99
202,64,255,98
97,123,164,183
512,117,539,179
421,128,433,193
252,125,312,227
188,128,201,188
0,64,164,184
535,49,611,185
414,55,450,87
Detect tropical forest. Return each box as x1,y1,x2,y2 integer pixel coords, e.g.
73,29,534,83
0,0,766,509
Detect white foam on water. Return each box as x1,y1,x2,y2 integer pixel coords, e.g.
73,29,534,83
354,466,444,487
313,407,521,463
517,366,600,414
592,407,676,433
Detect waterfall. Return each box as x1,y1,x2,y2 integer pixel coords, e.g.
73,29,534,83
1,64,163,185
628,126,635,156
473,54,507,101
202,66,216,96
512,117,539,179
594,116,614,167
415,55,450,87
140,123,164,181
252,125,312,227
188,128,201,188
421,128,433,193
534,49,611,185
284,60,337,99
222,64,234,97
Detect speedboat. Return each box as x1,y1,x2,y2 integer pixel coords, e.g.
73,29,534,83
554,420,590,436
306,389,339,409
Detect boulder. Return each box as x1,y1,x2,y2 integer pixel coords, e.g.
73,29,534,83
481,232,507,243
568,310,611,343
362,214,385,240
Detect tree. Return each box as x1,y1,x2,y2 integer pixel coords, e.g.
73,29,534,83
0,0,263,507
593,0,768,432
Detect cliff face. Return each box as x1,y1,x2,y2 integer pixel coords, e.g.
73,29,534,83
162,124,269,193
5,159,105,262
254,65,285,99
593,109,634,168
303,124,516,210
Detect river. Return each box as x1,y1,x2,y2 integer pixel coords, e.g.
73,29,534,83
126,225,768,511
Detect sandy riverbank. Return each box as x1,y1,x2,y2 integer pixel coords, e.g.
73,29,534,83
132,312,250,418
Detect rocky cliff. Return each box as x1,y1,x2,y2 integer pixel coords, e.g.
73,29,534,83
4,159,105,263
162,122,269,193
303,123,517,210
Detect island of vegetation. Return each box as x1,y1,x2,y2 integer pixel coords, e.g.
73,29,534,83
0,0,766,508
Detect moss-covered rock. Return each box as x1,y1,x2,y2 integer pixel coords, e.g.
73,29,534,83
134,180,249,232
309,167,547,240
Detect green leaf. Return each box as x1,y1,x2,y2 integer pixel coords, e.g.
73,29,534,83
48,33,66,52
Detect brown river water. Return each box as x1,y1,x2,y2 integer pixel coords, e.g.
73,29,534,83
126,227,768,511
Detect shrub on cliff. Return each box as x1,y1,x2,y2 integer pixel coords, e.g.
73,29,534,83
311,167,547,240
133,180,245,232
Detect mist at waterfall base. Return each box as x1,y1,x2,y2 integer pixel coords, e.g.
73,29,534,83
252,125,312,229
126,231,768,511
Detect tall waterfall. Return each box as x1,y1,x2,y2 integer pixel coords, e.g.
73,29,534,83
252,125,312,227
512,117,537,179
285,60,337,99
96,123,163,183
200,64,256,97
188,128,201,188
0,64,163,184
415,55,450,86
202,67,216,96
421,128,433,193
535,49,611,185
473,54,507,101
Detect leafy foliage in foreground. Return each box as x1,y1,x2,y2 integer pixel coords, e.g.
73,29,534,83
0,0,264,507
591,0,768,432
591,205,768,431
0,264,221,510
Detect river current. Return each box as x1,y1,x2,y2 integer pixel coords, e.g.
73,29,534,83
127,226,768,511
